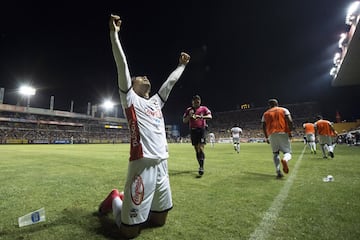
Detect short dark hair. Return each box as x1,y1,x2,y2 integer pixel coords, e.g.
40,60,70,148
268,98,278,107
192,95,201,100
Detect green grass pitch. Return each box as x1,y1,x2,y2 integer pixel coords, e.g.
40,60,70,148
0,142,360,239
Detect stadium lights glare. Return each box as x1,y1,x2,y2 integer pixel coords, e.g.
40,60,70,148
330,1,360,79
330,67,338,77
102,100,115,110
333,52,341,66
19,86,36,96
346,1,360,25
338,33,349,48
19,85,36,108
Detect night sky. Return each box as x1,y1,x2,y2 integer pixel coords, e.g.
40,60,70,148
1,0,359,124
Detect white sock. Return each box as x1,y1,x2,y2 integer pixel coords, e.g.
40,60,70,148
283,153,291,161
312,142,316,151
324,144,330,153
112,197,123,227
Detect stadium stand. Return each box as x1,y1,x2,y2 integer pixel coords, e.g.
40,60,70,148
0,104,129,144
2,101,358,145
209,102,322,142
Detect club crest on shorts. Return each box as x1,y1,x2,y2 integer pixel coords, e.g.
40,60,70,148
131,175,144,205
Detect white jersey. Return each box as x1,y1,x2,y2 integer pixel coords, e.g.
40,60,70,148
209,132,215,141
111,31,186,161
231,127,243,138
124,90,168,160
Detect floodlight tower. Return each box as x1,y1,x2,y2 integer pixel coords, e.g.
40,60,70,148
19,85,36,108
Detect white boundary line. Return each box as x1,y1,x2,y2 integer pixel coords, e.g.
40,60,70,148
248,146,306,240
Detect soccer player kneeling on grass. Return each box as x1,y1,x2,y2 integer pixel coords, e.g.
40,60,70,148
98,14,190,239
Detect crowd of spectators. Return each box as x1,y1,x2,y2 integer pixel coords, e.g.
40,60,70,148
0,110,129,144
208,102,322,142
3,101,354,145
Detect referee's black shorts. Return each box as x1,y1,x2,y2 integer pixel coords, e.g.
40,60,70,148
190,128,206,146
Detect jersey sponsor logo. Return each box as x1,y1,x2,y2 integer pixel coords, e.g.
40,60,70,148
144,99,163,126
131,175,144,206
125,105,144,161
129,208,138,218
144,106,163,119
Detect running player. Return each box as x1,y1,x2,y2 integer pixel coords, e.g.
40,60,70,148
261,99,293,179
183,95,212,176
314,115,338,159
230,124,242,153
303,121,317,154
209,132,215,148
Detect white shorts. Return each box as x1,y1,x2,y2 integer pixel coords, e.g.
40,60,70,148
120,158,172,226
306,133,315,142
232,137,240,144
318,135,333,145
269,133,292,154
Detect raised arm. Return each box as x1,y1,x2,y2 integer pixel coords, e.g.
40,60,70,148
109,14,132,95
158,52,190,101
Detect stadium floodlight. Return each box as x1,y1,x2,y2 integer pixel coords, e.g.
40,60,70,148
338,33,349,49
333,52,341,66
19,85,36,107
330,66,338,77
19,85,36,96
346,1,360,25
101,100,115,110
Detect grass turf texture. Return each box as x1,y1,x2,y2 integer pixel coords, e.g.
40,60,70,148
0,142,359,240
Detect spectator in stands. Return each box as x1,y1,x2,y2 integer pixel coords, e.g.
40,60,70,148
261,99,294,179
230,124,243,153
183,95,212,176
303,121,317,154
314,115,338,158
98,15,190,239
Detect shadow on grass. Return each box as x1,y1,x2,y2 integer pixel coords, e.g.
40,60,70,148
0,208,163,240
93,211,167,239
55,208,126,239
2,222,49,240
59,207,127,239
3,208,117,239
169,169,203,179
93,213,126,240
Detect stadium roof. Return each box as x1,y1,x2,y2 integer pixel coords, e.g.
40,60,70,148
332,25,360,86
331,1,360,87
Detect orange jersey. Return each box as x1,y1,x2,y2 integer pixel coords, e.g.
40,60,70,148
315,119,333,136
262,106,291,135
303,123,315,134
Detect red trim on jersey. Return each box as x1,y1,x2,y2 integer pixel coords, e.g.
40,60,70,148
125,105,144,161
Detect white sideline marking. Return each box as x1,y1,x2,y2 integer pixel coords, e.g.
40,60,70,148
248,146,306,240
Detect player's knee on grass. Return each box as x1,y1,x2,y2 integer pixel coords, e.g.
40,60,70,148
148,211,168,227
